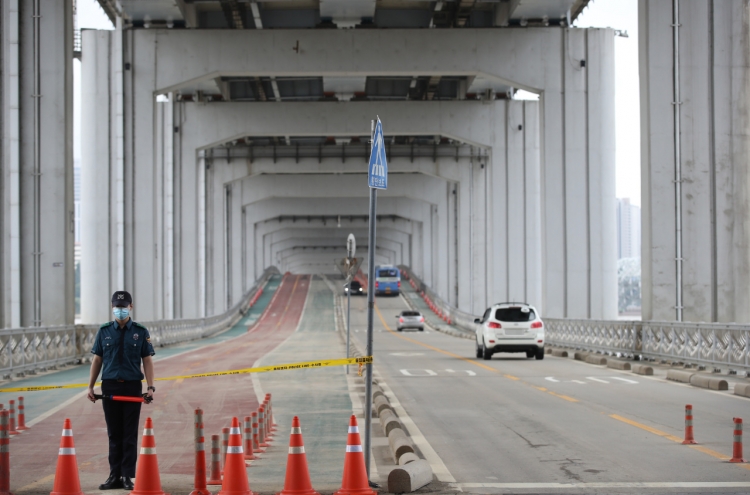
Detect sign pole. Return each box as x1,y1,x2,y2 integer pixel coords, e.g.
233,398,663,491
346,278,351,374
364,119,376,479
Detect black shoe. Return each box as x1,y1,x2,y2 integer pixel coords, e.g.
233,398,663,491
121,477,134,490
99,475,124,490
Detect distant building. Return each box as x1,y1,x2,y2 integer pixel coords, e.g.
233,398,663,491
617,198,641,260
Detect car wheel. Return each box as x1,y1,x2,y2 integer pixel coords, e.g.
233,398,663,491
482,344,493,361
418,327,424,331
475,341,483,358
526,350,534,358
397,327,403,332
535,348,545,360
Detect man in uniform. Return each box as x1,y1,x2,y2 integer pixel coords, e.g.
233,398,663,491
87,291,156,490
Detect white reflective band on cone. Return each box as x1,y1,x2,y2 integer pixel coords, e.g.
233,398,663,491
346,445,363,452
140,447,156,455
59,448,76,455
230,427,241,434
348,426,359,433
143,428,154,436
195,443,205,451
291,427,302,434
227,446,243,454
289,446,305,454
62,429,73,436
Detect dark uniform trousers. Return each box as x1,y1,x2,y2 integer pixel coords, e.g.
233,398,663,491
101,379,142,478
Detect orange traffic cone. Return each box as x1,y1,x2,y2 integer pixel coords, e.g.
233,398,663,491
333,416,376,495
277,417,319,495
50,419,85,495
217,417,254,495
131,418,169,495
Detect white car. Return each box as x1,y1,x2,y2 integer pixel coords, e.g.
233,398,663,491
474,303,544,360
396,310,424,331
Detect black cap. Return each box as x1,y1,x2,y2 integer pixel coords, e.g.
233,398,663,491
111,291,133,307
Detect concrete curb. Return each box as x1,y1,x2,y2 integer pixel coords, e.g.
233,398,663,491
585,355,607,366
735,383,750,399
398,452,420,465
551,349,568,358
574,351,590,361
631,364,654,375
387,459,433,494
666,370,695,383
388,428,416,463
606,360,631,371
379,409,402,436
689,374,728,391
374,394,394,415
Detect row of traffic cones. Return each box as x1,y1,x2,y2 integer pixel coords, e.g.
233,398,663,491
46,408,375,495
0,397,29,437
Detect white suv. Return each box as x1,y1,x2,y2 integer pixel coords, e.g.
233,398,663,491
474,303,545,360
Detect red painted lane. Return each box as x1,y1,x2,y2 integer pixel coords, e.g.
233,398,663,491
8,274,311,489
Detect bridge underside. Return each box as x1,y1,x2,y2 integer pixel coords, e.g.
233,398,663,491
76,25,617,323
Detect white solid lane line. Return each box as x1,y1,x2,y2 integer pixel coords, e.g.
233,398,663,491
452,482,750,489
544,377,559,382
586,377,609,383
610,376,639,384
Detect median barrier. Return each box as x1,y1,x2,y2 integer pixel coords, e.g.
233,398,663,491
551,349,568,358
606,360,631,371
545,347,552,355
387,459,433,494
373,390,387,402
379,409,402,436
398,452,420,465
387,428,415,463
689,374,728,391
734,383,750,399
631,364,654,375
574,351,590,361
374,395,394,415
666,370,694,383
585,355,607,366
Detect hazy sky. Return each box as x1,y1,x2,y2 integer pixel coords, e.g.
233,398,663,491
74,0,640,206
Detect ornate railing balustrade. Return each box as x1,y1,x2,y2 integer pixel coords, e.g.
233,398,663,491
398,266,750,374
0,267,279,380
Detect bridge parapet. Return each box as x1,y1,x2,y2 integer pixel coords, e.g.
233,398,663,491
0,267,279,380
400,266,750,375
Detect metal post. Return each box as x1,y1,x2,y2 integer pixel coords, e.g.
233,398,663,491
672,0,683,322
346,279,351,374
364,120,376,479
32,0,42,326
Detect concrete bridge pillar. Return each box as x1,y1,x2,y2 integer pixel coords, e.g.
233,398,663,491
1,0,74,327
640,0,750,322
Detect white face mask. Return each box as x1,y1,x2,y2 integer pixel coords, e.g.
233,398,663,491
113,307,130,320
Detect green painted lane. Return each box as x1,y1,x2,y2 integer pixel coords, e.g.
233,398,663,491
250,276,353,492
1,275,282,422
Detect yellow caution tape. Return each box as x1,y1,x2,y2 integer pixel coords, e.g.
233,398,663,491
0,355,373,393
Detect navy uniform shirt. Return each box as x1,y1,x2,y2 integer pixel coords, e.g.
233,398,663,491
91,320,156,381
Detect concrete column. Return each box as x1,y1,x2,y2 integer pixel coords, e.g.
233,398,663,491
80,30,113,323
640,0,750,322
17,0,74,326
1,0,21,327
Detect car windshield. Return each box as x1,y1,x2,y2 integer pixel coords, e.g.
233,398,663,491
377,269,399,278
401,311,420,317
495,307,536,322
350,281,361,288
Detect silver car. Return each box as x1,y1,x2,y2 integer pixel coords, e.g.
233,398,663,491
396,310,424,331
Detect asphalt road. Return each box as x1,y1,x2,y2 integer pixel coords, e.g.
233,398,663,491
347,289,750,494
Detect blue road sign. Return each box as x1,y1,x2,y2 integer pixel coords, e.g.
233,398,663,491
368,118,388,189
